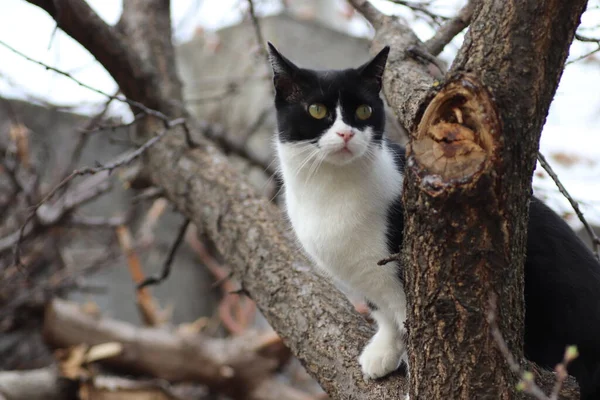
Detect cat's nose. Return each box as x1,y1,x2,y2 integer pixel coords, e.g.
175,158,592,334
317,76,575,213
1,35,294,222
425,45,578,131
336,131,355,142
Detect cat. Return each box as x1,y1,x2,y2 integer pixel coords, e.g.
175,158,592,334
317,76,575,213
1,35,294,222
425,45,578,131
267,42,600,399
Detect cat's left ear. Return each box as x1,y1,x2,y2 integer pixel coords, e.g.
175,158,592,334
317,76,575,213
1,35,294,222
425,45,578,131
358,46,390,92
267,42,301,100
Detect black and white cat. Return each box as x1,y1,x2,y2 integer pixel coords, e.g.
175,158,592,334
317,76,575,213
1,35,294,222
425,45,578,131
268,43,600,399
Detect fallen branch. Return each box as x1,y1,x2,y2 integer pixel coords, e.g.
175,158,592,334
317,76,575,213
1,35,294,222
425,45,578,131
0,366,209,400
43,299,297,400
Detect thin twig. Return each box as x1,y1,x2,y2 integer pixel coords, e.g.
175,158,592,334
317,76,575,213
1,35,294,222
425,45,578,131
424,0,476,56
247,0,270,66
11,119,184,268
487,294,578,400
0,40,172,123
387,0,449,25
537,152,600,260
378,252,401,265
137,218,190,289
566,43,600,65
60,91,120,181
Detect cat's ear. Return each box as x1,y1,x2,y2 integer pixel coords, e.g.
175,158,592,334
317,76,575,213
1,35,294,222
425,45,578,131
358,46,390,92
268,42,301,100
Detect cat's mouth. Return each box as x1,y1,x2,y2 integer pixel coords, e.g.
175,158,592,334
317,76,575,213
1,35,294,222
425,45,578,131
336,146,353,155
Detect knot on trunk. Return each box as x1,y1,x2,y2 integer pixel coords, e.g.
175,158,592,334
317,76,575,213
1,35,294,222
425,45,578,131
409,74,500,196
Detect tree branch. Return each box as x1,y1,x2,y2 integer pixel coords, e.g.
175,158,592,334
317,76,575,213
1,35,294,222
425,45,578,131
424,0,476,56
24,0,160,108
43,299,300,400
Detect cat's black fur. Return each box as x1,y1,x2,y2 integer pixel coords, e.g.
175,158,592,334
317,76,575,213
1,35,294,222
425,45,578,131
269,43,600,398
271,42,388,145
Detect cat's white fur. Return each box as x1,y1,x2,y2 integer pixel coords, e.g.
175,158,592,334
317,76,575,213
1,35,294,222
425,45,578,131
276,105,408,379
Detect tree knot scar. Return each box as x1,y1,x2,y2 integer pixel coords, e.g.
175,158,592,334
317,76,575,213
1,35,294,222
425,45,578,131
409,74,500,196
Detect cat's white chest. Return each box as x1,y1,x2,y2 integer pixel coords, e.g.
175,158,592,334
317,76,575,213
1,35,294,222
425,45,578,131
278,144,404,301
286,190,388,280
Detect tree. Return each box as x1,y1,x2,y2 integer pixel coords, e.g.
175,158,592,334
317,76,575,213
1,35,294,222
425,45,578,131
7,0,592,398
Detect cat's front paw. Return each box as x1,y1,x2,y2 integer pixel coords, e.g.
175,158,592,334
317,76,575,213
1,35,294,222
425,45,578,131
359,333,404,379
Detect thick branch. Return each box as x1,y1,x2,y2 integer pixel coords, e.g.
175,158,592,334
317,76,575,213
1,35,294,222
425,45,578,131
25,0,162,109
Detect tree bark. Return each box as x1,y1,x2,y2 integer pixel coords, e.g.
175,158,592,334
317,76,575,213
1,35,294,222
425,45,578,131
26,0,587,398
400,1,588,399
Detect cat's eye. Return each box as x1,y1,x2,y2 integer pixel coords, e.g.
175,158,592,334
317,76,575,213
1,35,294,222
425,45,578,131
356,105,372,120
308,103,328,119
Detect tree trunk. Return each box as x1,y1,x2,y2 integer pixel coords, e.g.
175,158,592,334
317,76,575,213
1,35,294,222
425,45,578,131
402,1,588,398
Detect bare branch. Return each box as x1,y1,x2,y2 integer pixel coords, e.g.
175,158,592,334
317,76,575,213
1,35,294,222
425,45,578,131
138,218,191,289
537,152,600,260
566,44,600,65
424,0,476,56
43,299,294,400
386,0,449,25
0,40,172,121
24,0,162,108
246,0,269,65
348,0,386,29
575,33,600,42
487,295,579,400
7,119,182,267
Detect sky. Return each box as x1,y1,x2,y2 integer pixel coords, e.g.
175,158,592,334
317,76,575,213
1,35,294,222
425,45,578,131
0,0,599,228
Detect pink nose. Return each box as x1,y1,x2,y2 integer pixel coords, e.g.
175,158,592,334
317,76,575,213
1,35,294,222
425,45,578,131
337,131,355,142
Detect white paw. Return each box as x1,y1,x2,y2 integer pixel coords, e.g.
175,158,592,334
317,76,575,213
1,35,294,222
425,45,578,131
359,333,404,379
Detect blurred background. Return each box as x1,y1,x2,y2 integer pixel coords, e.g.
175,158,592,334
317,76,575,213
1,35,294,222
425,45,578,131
0,1,599,399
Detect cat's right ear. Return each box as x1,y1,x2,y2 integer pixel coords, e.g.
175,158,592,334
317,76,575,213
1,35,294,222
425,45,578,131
267,42,300,100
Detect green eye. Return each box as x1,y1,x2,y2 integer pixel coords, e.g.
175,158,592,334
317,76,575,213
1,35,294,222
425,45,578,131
308,103,328,119
356,105,372,120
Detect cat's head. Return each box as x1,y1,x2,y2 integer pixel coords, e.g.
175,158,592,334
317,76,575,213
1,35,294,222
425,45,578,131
268,43,390,166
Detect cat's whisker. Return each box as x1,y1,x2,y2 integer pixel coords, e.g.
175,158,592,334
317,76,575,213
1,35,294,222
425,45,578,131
294,148,320,179
305,151,327,186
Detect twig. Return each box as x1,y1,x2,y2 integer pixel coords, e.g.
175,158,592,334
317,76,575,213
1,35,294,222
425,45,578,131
566,43,600,65
59,91,120,182
186,229,256,335
116,225,163,326
0,40,172,123
10,120,182,268
377,252,401,265
424,0,476,56
575,33,600,42
537,152,600,260
247,0,270,66
387,0,449,25
137,218,191,289
487,294,578,400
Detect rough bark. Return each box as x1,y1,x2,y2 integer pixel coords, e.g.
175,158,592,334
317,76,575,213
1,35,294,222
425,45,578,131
26,0,587,399
401,1,588,399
